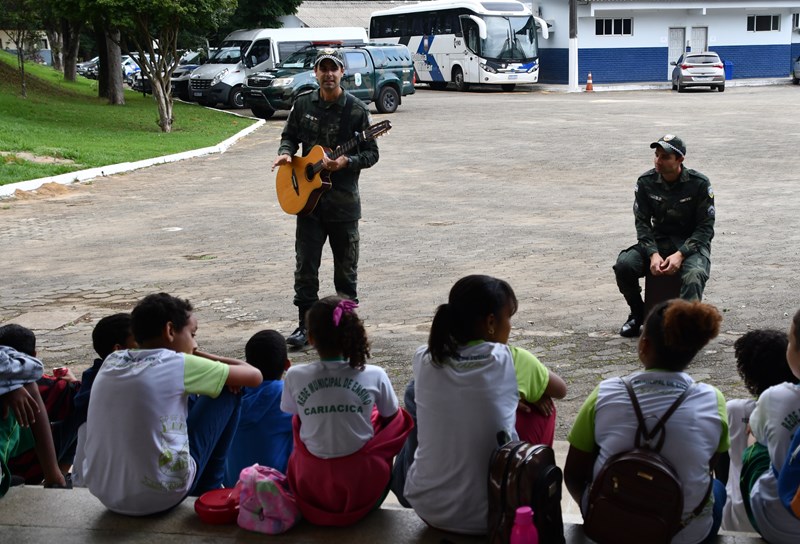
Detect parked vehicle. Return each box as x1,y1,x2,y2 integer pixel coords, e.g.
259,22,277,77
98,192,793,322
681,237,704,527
171,50,212,101
242,43,415,119
671,51,725,92
793,55,800,85
188,27,367,109
77,56,99,77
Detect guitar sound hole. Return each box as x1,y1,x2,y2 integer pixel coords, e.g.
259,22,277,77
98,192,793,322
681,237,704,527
305,164,315,181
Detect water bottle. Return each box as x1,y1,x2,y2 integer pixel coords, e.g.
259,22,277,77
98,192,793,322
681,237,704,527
509,505,539,544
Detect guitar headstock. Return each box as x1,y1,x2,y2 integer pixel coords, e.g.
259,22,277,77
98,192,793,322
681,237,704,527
363,120,391,141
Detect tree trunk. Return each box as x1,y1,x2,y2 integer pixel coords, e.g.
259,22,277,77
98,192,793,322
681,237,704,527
106,29,125,105
61,18,82,82
151,78,173,133
45,27,63,72
17,45,27,98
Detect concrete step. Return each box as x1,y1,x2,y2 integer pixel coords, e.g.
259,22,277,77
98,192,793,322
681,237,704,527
0,441,764,543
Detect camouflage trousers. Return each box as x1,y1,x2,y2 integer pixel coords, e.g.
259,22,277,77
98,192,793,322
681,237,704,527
293,215,359,318
613,244,711,318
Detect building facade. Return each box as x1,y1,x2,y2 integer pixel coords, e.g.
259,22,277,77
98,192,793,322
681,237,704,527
535,0,800,83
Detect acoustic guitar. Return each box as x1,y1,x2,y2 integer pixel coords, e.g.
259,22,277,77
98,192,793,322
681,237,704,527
276,120,391,216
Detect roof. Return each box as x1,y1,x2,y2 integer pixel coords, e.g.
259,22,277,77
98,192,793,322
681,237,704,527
291,1,412,28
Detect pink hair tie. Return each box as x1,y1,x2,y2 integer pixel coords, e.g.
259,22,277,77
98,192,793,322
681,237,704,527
332,299,358,327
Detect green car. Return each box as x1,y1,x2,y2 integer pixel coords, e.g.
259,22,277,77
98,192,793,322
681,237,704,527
243,43,415,119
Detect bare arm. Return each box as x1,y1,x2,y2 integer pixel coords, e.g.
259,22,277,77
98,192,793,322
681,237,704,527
194,350,263,388
564,445,596,509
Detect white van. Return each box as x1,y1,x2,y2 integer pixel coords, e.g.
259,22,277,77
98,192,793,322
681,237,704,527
188,27,368,108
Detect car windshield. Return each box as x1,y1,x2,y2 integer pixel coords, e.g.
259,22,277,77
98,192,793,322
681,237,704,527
208,41,251,64
278,47,320,69
685,55,720,64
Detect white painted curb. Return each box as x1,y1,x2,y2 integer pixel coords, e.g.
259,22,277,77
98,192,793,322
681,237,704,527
0,117,265,198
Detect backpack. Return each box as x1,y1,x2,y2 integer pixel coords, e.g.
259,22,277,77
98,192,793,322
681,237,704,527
583,378,710,544
8,373,80,483
237,464,301,534
776,426,800,518
488,432,565,544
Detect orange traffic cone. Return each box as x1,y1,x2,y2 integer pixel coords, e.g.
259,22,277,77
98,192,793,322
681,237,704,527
586,72,594,92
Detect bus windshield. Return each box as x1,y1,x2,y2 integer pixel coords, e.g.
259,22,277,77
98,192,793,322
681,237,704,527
208,41,252,64
479,15,537,61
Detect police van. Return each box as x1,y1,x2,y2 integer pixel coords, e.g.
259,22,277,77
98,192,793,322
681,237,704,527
189,27,368,108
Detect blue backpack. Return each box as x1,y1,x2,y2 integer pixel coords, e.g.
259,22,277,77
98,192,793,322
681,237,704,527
777,427,800,518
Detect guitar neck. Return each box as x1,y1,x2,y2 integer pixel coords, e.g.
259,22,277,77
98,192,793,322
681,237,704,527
327,133,363,160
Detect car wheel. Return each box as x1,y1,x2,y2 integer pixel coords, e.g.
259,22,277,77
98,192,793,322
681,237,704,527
671,82,677,91
453,66,469,92
500,84,516,92
376,86,399,114
717,84,725,92
793,75,799,85
677,82,685,93
251,105,275,119
228,86,245,108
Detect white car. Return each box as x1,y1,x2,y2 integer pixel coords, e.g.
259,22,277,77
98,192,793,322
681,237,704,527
671,52,725,92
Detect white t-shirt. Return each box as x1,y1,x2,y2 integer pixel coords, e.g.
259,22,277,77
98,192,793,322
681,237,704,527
568,370,729,544
403,342,519,535
749,382,800,542
721,398,756,532
82,349,229,515
280,359,398,459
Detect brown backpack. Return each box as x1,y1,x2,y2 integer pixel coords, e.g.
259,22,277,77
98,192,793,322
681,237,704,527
488,433,565,544
583,378,710,544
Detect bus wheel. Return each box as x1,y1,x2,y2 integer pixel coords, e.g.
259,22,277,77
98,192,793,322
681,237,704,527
376,86,399,114
501,84,516,92
453,67,469,92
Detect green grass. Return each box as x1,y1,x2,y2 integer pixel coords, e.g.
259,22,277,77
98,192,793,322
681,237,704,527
0,50,257,185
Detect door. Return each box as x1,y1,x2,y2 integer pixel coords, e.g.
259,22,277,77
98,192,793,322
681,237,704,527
342,51,373,102
668,27,686,79
690,27,708,53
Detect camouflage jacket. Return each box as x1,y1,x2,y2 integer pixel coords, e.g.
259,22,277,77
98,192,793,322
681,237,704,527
633,166,715,258
278,89,379,222
0,346,43,396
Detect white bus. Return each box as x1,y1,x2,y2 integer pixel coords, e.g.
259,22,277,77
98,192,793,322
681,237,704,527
369,0,548,91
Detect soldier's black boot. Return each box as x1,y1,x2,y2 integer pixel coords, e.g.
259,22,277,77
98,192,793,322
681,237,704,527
286,307,310,347
619,314,643,338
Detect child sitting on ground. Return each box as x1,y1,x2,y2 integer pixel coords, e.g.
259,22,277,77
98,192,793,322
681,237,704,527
223,329,293,486
721,329,797,532
71,313,137,487
280,296,413,526
0,328,68,492
565,300,729,544
743,309,800,543
0,323,73,488
81,293,262,515
392,275,564,535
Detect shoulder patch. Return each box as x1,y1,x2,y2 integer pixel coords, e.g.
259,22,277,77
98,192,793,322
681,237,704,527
708,205,715,218
708,186,714,199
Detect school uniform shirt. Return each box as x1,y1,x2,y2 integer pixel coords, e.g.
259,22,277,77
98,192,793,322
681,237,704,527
403,341,519,535
721,398,757,532
280,359,398,459
82,349,229,515
748,382,800,543
511,346,550,402
568,370,729,544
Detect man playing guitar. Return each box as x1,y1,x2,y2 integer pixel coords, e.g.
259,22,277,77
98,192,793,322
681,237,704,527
271,48,380,348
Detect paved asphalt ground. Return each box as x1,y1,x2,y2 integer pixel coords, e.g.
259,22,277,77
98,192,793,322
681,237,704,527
1,83,799,440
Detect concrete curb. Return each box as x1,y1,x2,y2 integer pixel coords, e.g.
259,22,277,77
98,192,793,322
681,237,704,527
0,114,264,198
539,76,792,93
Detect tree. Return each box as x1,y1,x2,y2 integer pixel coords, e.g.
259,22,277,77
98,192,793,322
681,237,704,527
95,0,236,132
224,0,303,33
0,0,44,98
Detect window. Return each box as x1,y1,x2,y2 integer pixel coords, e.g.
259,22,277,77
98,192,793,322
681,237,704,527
595,18,633,36
747,15,780,32
793,13,799,29
344,52,367,69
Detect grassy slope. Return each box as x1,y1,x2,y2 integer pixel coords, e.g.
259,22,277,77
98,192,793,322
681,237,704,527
0,51,257,185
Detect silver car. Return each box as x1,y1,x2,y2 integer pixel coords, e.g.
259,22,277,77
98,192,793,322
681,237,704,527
793,55,800,85
671,52,725,92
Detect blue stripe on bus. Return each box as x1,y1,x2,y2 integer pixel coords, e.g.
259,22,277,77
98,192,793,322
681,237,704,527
417,35,445,82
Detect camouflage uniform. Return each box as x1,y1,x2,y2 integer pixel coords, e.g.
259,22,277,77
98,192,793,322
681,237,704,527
613,166,715,318
278,89,379,321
